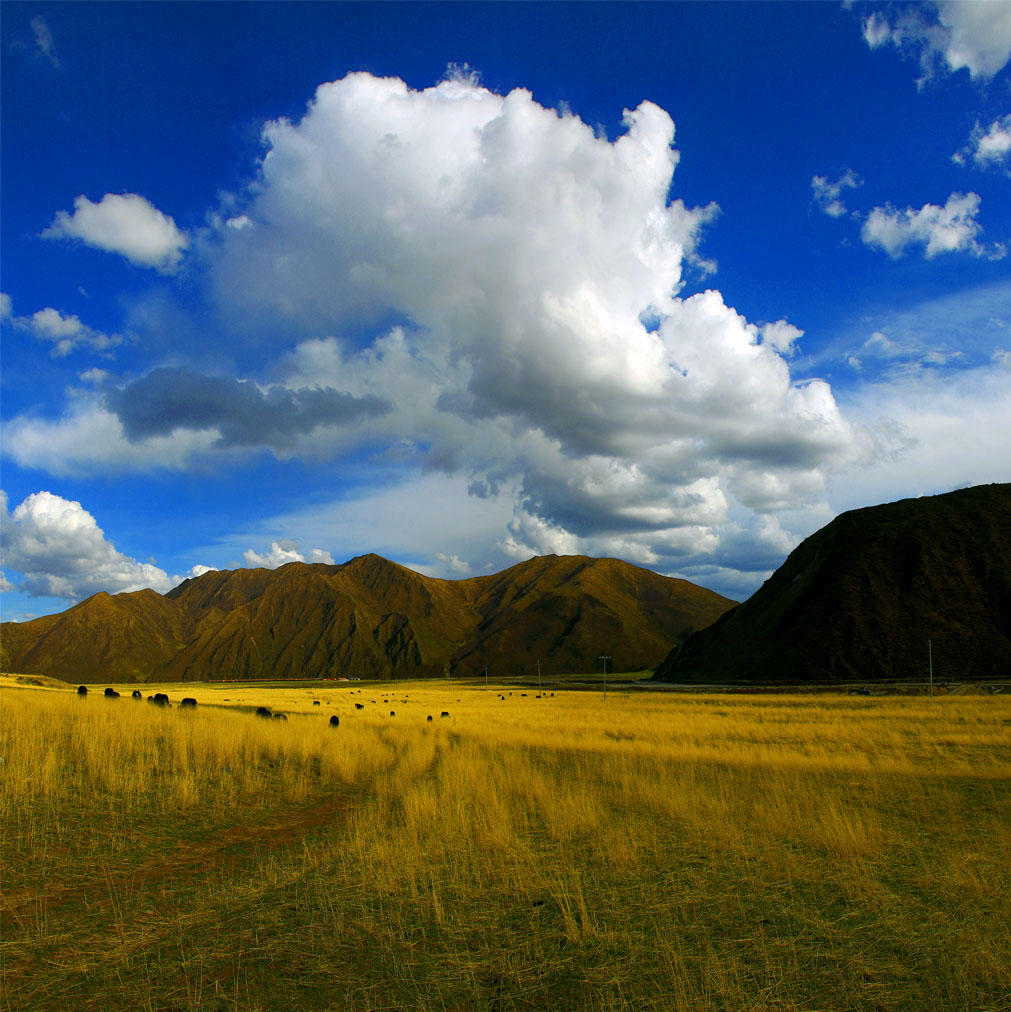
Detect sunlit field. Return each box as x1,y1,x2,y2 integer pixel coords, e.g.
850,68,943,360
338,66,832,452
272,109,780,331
3,676,1010,1012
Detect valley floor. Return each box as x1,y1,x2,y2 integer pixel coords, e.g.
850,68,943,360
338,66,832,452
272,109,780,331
2,679,1010,1011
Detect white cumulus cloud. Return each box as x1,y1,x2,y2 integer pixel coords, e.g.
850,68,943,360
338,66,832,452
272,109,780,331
0,490,175,601
42,193,189,272
243,540,334,568
861,1,1011,85
953,114,1011,173
183,564,217,580
4,301,121,357
201,73,859,552
860,192,1005,260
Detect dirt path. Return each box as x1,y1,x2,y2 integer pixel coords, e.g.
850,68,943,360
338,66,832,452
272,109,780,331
2,790,355,927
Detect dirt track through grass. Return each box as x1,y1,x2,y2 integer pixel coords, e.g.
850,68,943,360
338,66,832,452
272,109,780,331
3,789,357,924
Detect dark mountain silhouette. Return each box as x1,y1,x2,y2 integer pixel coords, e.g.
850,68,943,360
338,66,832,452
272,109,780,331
653,484,1011,684
1,554,735,683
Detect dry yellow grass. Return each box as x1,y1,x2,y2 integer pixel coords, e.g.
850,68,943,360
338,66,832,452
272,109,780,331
2,678,1010,1011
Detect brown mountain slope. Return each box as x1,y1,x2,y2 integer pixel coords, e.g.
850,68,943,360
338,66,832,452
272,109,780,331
451,555,728,676
2,554,735,683
653,483,1011,684
0,589,188,684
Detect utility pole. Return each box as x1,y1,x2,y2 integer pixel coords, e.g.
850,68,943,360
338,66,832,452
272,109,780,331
928,639,933,699
599,655,611,701
537,659,542,696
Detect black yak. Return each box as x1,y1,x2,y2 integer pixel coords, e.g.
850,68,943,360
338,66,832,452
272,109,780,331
180,697,197,709
77,685,88,697
329,715,340,727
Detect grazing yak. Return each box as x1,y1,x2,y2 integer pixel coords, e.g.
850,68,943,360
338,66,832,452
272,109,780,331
272,712,287,721
77,685,88,697
255,706,272,719
440,711,450,718
355,703,365,710
329,715,340,727
104,687,120,698
149,693,171,707
313,700,320,706
427,715,433,722
131,690,142,700
180,698,197,709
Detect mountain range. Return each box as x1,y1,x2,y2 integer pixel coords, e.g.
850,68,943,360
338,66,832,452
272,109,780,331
0,553,735,683
653,483,1011,683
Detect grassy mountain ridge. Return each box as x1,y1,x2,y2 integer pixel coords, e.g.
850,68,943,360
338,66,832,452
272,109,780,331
653,483,1011,683
2,553,735,683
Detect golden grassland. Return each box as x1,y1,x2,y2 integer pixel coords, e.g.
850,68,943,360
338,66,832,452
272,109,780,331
2,676,1010,1012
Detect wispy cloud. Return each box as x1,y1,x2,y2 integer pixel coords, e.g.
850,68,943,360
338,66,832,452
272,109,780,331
811,278,1011,383
30,16,60,70
811,169,862,218
833,360,1011,514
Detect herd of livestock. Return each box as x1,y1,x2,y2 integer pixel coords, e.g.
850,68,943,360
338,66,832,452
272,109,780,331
76,683,559,728
74,684,456,725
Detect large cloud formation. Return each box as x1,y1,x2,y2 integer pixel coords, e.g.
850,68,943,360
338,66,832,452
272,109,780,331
9,72,864,580
206,73,858,560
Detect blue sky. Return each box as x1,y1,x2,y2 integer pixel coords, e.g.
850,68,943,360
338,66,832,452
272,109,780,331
3,1,1010,621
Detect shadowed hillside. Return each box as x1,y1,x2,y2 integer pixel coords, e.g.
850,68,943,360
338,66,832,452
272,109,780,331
653,484,1011,684
1,554,734,683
